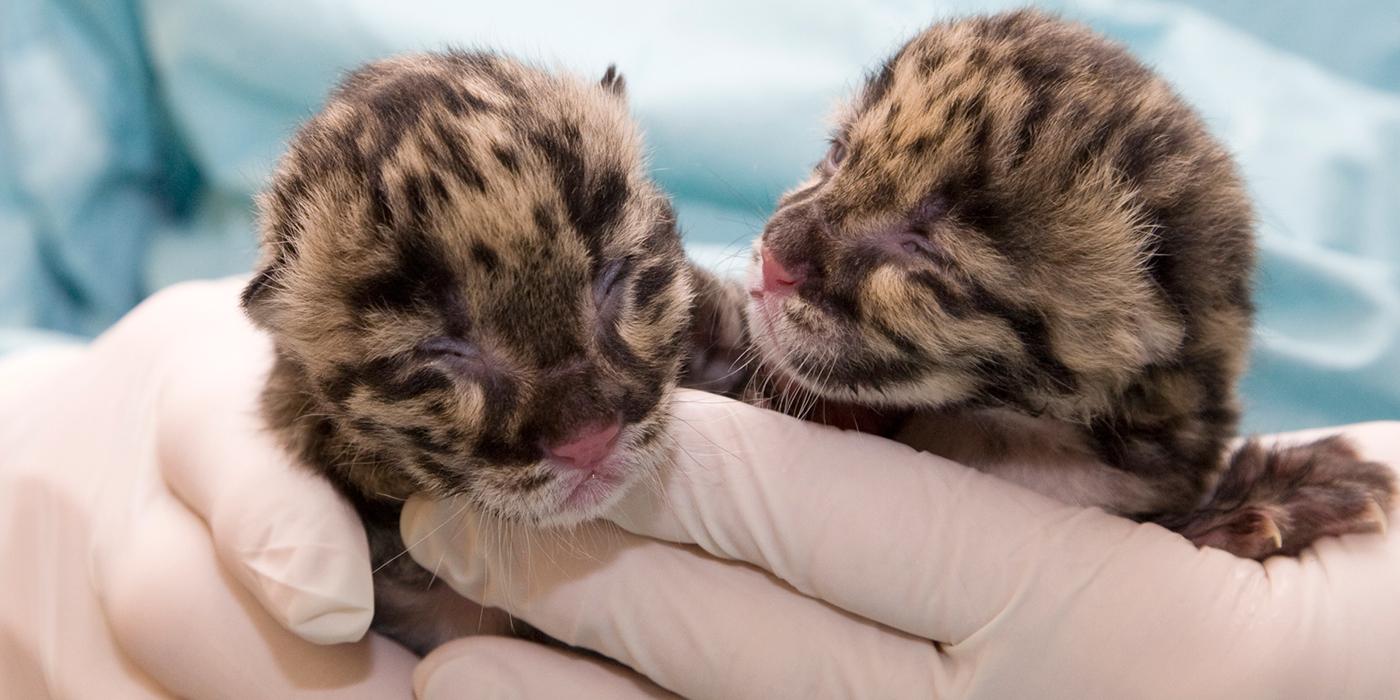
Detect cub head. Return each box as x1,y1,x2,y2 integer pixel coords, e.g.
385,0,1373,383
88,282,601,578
243,53,692,526
748,10,1254,420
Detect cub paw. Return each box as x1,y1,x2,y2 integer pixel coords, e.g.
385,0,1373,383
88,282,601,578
679,261,752,396
1177,436,1394,560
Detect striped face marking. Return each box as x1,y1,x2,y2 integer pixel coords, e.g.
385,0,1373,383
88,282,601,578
244,53,695,525
746,9,1254,446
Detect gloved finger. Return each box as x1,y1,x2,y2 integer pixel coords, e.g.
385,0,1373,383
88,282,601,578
415,636,672,699
609,390,1266,645
151,280,374,644
97,472,417,699
402,498,953,699
613,393,1400,695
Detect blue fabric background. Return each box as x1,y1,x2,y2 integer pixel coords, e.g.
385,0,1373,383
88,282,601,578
2,0,1398,432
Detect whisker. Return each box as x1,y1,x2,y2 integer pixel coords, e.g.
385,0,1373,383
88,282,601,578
374,496,473,575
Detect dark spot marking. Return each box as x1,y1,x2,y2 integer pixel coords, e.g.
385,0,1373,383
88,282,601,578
401,174,430,222
965,286,1078,393
529,127,629,252
917,49,947,76
1011,52,1069,89
910,132,944,156
1116,120,1187,185
633,419,665,448
866,175,898,211
909,271,970,317
351,417,386,437
471,433,537,468
471,242,500,272
631,261,678,306
874,320,928,360
347,229,457,313
949,93,986,124
479,373,520,431
598,319,645,369
1067,104,1135,177
618,382,666,423
533,203,559,240
795,343,928,391
864,59,898,108
429,121,488,193
517,472,552,492
442,88,491,117
425,173,450,203
359,358,453,403
581,169,630,237
367,179,394,230
414,454,462,486
320,364,359,405
970,116,993,163
398,425,456,454
642,210,681,255
492,144,520,174
1011,84,1056,164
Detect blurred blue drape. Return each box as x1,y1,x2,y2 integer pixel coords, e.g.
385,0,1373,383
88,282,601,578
3,0,1398,431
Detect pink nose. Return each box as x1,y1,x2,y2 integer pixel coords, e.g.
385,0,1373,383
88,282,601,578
761,247,802,295
544,420,622,471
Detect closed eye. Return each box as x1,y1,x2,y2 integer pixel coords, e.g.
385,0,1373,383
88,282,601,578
899,233,935,256
822,139,849,174
882,231,948,265
594,257,632,310
417,336,481,362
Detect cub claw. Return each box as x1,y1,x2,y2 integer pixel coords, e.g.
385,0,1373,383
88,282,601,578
1259,516,1283,552
1362,499,1389,536
1173,435,1396,559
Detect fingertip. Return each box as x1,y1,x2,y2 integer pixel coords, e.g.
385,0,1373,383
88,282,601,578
100,495,416,698
416,637,671,700
160,402,379,645
282,603,374,646
399,494,488,601
231,534,376,645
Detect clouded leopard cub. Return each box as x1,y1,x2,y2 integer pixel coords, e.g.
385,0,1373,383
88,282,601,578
732,10,1395,558
241,53,711,653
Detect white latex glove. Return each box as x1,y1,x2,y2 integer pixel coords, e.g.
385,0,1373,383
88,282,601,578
9,276,1394,698
405,392,1400,698
0,279,421,698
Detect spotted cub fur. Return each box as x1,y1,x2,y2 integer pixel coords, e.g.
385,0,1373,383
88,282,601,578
243,53,696,652
738,10,1394,558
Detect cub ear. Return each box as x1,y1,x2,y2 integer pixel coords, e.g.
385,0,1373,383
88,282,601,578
244,190,297,328
599,64,627,98
240,257,283,328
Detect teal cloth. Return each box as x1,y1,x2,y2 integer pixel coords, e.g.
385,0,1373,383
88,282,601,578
3,0,1398,431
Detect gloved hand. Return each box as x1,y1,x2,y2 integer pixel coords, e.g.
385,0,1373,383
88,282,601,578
405,394,1400,699
6,277,1396,698
0,278,420,698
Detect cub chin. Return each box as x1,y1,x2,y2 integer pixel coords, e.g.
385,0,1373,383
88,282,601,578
728,10,1394,559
